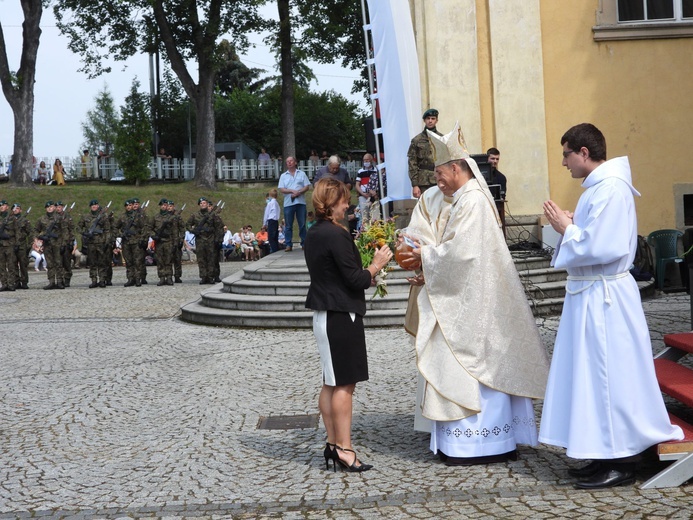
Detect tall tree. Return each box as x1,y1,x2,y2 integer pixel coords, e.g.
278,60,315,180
53,0,270,190
0,0,43,187
277,0,295,161
82,86,119,156
115,79,151,186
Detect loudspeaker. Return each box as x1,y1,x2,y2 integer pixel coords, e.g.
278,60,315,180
364,118,384,155
471,153,491,183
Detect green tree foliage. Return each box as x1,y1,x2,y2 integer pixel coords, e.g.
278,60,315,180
153,70,191,159
216,39,267,96
115,80,151,186
53,0,271,190
82,86,119,156
297,0,368,97
211,85,364,158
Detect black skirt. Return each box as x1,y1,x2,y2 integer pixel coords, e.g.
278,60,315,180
313,310,368,386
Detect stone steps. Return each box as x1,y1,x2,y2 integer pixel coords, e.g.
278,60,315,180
180,249,568,328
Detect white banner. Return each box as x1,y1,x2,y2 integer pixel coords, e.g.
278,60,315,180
366,0,422,202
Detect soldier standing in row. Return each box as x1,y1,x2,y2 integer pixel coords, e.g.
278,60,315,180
12,203,32,290
152,199,175,286
0,200,18,292
116,199,144,287
133,198,151,285
35,201,64,290
79,199,111,288
56,202,75,288
104,204,116,286
169,200,185,284
187,197,224,285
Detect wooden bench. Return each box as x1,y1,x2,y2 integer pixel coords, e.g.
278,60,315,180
641,332,693,489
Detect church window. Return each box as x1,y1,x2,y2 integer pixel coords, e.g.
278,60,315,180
594,0,693,40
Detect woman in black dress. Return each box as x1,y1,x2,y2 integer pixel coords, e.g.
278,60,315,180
304,178,393,472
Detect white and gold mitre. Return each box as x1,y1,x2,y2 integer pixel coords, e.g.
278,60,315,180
426,121,469,167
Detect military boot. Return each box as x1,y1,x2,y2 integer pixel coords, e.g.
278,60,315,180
124,280,136,287
44,283,57,290
174,277,182,283
157,278,166,286
98,280,107,288
89,280,99,288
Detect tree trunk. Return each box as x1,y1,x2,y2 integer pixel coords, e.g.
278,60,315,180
193,74,217,190
0,0,43,188
152,0,218,190
278,0,295,161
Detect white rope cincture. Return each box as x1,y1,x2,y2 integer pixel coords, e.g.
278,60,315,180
565,271,631,305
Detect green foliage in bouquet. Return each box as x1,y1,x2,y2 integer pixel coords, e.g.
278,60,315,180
355,218,398,298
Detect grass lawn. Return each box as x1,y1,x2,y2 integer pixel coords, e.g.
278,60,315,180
0,180,318,233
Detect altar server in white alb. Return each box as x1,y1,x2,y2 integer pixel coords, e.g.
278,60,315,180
540,123,683,490
402,122,550,466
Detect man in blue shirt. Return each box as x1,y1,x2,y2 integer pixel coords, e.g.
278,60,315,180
277,156,311,252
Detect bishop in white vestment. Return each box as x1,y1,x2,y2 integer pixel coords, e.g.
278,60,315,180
403,123,550,465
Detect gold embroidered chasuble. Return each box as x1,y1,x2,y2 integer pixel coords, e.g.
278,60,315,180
406,180,549,422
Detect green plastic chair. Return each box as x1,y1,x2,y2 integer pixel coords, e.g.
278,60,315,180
647,229,683,290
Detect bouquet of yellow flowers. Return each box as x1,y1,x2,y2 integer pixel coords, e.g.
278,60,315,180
355,218,398,298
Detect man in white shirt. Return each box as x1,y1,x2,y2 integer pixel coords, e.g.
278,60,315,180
277,157,310,252
263,188,281,253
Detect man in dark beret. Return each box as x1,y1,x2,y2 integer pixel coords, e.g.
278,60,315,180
78,199,111,288
187,197,224,284
407,108,442,198
55,201,75,288
35,201,64,289
0,199,18,291
10,202,32,289
152,199,175,285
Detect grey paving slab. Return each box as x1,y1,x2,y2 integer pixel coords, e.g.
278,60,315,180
0,264,691,518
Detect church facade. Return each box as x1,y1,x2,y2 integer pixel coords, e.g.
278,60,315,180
407,0,693,234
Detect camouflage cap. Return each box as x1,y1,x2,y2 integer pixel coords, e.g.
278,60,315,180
89,199,99,206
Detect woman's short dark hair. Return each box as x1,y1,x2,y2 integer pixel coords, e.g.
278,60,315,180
561,123,607,162
313,178,350,227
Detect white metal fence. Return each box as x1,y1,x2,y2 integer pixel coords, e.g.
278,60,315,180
0,155,364,182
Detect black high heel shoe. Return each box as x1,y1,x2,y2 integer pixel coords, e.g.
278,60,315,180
335,446,373,472
324,442,339,471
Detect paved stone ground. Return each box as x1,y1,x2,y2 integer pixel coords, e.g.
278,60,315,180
0,262,692,519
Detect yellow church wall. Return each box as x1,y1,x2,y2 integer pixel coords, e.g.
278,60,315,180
410,0,550,216
540,1,693,235
408,0,692,234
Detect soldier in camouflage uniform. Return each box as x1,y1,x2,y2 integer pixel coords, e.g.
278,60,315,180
209,200,224,283
78,199,111,288
11,203,32,290
104,204,116,286
133,198,151,284
152,198,175,286
55,201,75,287
407,108,442,198
116,199,144,287
187,197,224,284
168,200,185,283
35,201,65,290
0,200,18,291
